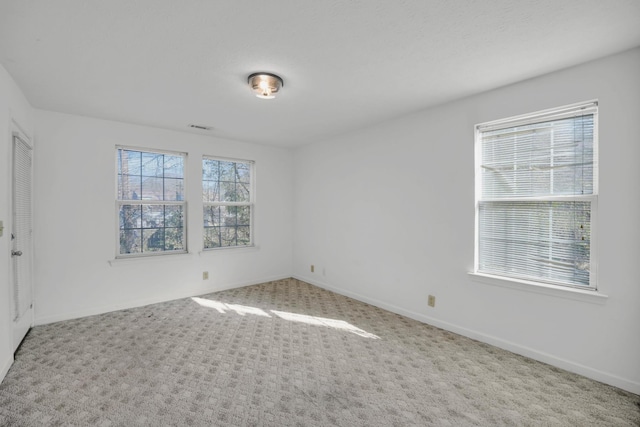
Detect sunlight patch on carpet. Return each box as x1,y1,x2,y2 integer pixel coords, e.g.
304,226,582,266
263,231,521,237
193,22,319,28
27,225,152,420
192,297,379,339
271,310,379,339
191,297,271,317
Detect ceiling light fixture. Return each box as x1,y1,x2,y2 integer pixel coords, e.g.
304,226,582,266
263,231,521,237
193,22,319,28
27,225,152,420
248,72,283,99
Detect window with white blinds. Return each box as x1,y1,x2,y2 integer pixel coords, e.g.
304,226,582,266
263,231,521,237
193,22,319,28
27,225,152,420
475,101,598,289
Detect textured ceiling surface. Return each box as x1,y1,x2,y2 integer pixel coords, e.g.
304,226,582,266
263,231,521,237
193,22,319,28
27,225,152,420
1,0,639,147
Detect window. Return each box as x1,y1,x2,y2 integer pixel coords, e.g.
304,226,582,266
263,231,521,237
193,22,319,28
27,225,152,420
474,101,598,289
202,157,253,249
116,147,186,256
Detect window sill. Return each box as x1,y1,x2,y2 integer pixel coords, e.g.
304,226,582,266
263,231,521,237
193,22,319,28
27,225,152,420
468,272,608,304
198,245,260,256
109,251,191,266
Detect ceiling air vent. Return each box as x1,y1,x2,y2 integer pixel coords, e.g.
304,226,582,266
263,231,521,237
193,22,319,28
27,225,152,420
188,124,213,131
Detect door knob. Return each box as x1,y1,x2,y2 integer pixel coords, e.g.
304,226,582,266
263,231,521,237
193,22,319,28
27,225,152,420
11,250,22,257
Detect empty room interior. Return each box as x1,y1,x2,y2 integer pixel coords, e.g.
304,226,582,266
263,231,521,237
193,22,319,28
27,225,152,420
1,1,639,425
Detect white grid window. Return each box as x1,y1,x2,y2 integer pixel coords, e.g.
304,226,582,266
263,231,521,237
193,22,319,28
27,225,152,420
474,101,598,289
116,147,187,256
202,157,254,249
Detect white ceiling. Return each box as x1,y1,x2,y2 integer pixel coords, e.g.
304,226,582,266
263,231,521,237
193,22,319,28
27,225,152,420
1,1,639,148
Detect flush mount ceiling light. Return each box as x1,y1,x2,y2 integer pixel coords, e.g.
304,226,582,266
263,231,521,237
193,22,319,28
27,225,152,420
248,72,283,99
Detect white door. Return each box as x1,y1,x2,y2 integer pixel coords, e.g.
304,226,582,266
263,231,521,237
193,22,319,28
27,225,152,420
11,133,33,351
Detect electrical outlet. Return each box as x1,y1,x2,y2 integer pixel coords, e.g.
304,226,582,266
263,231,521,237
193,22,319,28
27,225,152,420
203,271,209,280
428,295,436,307
310,265,315,273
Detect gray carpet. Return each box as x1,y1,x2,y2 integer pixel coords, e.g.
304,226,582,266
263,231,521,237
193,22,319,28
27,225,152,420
0,278,638,426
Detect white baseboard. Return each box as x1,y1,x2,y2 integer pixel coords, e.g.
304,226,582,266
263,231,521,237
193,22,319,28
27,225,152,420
0,354,13,384
34,274,291,326
293,274,640,395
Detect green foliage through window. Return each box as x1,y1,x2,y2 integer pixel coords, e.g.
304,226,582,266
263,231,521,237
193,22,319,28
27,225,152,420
203,158,253,249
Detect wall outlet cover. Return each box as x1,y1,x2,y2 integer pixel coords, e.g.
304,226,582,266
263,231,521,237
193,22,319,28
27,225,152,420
428,295,436,307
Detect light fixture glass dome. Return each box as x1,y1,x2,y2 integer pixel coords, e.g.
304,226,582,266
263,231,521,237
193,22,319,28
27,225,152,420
248,73,283,99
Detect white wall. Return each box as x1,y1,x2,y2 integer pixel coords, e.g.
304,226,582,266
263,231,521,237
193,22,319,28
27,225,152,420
33,111,293,324
0,64,34,382
292,48,640,394
3,46,639,395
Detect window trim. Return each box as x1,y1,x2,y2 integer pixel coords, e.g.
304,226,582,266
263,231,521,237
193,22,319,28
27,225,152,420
115,146,188,258
202,155,255,251
467,272,607,303
473,101,599,291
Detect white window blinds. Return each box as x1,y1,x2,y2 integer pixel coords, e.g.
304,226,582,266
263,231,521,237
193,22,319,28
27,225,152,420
475,102,597,288
12,135,33,320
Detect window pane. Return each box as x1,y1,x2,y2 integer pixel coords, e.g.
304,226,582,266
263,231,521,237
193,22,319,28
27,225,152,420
218,181,250,202
142,205,164,228
203,159,220,181
476,103,596,289
117,148,186,256
204,227,220,249
164,155,184,178
204,206,220,227
203,206,251,248
164,178,184,201
219,161,235,181
141,176,163,200
479,201,590,286
165,205,183,228
203,180,219,203
120,229,141,254
118,149,185,202
202,157,252,250
220,205,239,227
141,152,164,177
236,163,250,183
143,228,165,252
164,228,184,251
220,226,237,246
121,150,142,176
132,222,185,252
119,204,184,254
118,175,142,200
236,206,251,225
481,115,594,199
218,206,248,226
236,181,250,202
220,181,237,201
202,158,251,202
119,205,142,229
237,226,250,246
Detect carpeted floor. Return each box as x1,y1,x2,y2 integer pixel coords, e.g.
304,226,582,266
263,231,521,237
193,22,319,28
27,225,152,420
0,278,638,426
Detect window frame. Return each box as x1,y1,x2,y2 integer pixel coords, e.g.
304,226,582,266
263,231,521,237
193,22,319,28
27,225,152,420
473,101,599,290
115,146,188,258
202,155,255,251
